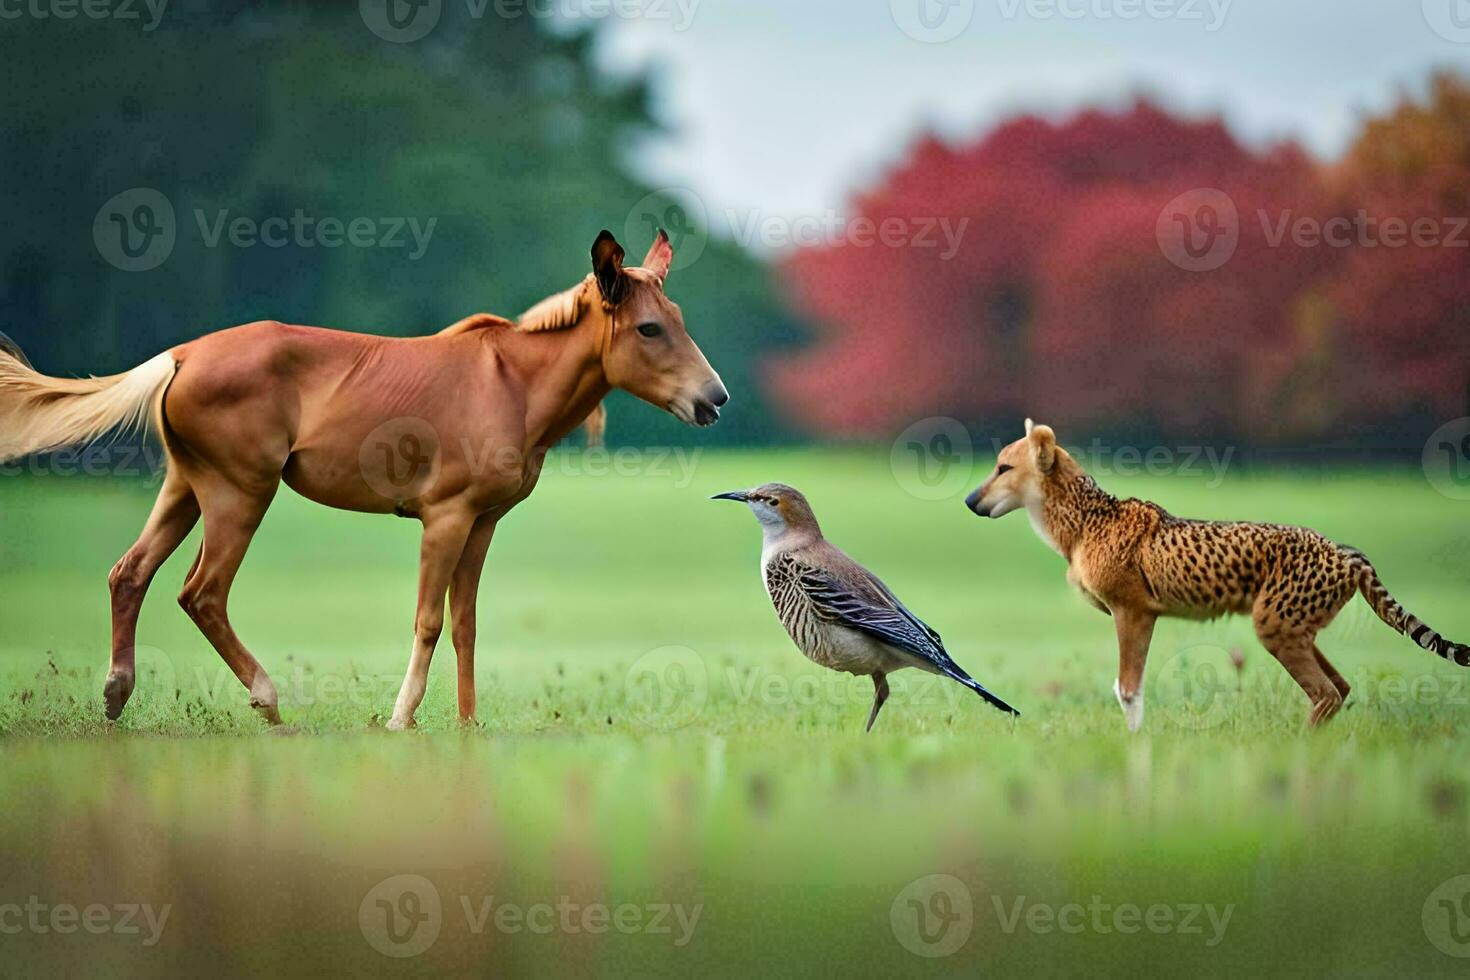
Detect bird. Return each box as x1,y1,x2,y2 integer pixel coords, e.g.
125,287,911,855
712,482,1019,731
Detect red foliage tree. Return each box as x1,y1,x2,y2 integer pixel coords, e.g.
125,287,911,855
772,87,1470,446
1323,72,1470,429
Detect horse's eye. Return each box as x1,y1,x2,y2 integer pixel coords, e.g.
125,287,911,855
636,322,662,338
997,464,1014,475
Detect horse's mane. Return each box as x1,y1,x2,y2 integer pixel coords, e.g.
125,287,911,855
515,275,593,333
437,313,513,336
433,273,608,444
436,275,594,338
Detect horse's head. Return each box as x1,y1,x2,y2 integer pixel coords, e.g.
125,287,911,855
589,230,728,427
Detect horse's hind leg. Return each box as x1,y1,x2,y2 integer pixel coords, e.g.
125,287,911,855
105,469,200,720
177,481,283,725
448,513,498,725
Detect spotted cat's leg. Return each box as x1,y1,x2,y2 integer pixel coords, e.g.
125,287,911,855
1312,644,1351,703
1254,594,1342,726
1112,607,1156,732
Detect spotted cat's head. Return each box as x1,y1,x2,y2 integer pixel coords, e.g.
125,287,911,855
965,419,1079,519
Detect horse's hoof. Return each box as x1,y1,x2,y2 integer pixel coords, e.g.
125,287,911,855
385,717,417,732
103,672,134,721
250,700,284,727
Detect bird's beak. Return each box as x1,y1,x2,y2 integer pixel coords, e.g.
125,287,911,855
710,490,749,502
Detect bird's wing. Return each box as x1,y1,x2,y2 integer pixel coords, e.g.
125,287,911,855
773,547,1021,717
775,550,956,672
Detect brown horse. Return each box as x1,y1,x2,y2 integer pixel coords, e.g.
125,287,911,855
0,230,727,729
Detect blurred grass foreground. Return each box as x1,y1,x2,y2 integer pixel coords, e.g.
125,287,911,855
2,452,1469,974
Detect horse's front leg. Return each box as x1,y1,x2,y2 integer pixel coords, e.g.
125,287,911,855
449,512,499,725
387,508,476,731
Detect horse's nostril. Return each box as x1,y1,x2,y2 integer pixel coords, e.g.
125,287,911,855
703,381,729,408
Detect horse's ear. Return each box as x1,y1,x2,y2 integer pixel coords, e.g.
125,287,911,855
641,228,673,281
590,230,628,305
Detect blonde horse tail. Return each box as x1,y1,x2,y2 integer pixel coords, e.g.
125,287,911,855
0,334,176,463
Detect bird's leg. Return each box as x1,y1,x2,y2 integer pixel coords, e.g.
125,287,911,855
865,672,889,733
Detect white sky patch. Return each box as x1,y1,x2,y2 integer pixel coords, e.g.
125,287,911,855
591,0,1462,229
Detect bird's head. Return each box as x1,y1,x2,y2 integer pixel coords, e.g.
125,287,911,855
710,482,821,537
965,418,1078,518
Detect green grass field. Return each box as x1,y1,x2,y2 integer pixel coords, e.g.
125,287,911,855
3,449,1469,976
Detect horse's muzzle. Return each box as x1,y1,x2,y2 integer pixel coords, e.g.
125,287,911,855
692,380,729,427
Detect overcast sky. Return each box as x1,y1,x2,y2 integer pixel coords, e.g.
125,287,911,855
582,0,1470,230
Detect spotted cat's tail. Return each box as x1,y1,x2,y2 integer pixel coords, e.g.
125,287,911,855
1343,547,1469,666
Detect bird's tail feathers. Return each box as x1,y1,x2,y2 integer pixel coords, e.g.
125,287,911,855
941,665,1020,716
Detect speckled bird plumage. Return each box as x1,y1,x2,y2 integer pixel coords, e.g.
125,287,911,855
714,482,1019,731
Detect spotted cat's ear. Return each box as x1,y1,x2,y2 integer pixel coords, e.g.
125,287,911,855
1029,422,1057,473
